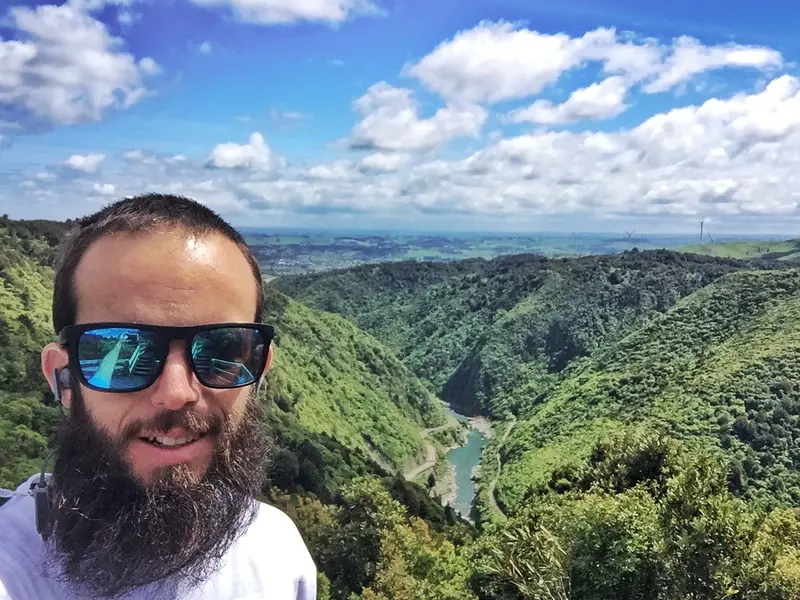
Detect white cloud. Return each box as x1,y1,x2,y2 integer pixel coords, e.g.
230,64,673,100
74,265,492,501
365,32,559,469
0,2,159,133
8,70,800,232
92,182,116,195
405,21,783,110
117,11,136,26
208,132,278,170
360,152,412,173
123,149,146,162
349,82,487,151
645,36,783,93
307,161,357,181
198,41,213,55
406,22,604,104
64,153,105,173
188,0,377,25
138,57,161,75
508,76,629,124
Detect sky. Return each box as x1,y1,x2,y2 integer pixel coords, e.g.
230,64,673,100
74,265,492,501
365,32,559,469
1,0,800,234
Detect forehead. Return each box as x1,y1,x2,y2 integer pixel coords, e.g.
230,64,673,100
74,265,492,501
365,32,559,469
73,228,258,325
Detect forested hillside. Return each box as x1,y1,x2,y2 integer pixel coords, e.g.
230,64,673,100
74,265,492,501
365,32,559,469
8,219,800,598
0,218,69,487
277,251,785,417
497,269,800,513
276,249,800,598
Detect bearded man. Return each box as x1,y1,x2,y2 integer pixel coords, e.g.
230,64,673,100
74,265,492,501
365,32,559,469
0,194,317,599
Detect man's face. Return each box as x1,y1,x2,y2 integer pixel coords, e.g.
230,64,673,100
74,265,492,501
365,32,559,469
39,228,272,598
67,228,263,483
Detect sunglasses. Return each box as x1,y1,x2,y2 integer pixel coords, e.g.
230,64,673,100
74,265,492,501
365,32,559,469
58,322,275,393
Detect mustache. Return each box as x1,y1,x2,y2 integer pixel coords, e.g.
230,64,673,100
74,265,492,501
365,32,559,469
120,407,225,443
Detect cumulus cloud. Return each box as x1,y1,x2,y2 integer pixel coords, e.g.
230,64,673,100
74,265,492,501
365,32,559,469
360,152,412,173
208,132,279,170
8,71,800,231
92,182,117,195
0,2,159,134
349,82,487,151
64,153,105,173
508,76,629,124
198,41,213,55
645,36,783,93
405,21,783,111
188,0,377,25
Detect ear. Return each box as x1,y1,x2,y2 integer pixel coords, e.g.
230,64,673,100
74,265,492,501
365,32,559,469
265,345,274,372
41,342,72,409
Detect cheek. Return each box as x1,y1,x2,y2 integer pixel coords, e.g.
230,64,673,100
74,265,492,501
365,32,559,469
215,389,251,426
80,390,137,438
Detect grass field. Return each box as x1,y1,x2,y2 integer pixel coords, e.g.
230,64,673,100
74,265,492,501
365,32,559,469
679,239,800,261
241,227,796,275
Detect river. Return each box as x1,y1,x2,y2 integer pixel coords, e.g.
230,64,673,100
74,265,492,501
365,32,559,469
444,408,488,519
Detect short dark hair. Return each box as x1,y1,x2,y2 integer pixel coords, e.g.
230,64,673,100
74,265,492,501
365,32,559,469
52,193,264,334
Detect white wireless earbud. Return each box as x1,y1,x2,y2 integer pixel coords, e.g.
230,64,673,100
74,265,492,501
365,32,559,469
51,368,62,406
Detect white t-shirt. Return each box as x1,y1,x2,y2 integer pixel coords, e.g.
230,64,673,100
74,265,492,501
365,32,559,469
0,474,317,600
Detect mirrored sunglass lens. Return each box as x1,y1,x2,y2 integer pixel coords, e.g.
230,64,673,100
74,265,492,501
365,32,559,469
78,327,162,391
192,327,266,387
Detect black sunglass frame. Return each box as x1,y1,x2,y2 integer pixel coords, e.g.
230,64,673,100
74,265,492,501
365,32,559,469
57,322,276,393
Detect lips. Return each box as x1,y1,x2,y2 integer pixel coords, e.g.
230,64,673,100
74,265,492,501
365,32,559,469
141,433,201,448
130,432,214,469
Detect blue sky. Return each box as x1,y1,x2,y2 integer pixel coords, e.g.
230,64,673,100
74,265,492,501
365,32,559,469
2,0,800,233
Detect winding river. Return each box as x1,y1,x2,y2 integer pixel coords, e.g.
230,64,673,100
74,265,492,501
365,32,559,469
444,408,488,519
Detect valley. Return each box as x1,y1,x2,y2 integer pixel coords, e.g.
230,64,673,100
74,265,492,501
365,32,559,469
4,218,800,598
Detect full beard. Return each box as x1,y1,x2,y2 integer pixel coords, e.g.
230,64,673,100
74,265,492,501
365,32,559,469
43,384,271,599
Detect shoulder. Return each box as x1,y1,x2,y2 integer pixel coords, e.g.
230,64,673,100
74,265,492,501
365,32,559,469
0,473,41,550
0,475,52,600
225,501,317,599
250,501,306,537
244,501,315,567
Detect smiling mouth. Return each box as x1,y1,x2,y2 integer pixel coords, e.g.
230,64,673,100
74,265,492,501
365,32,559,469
139,433,209,449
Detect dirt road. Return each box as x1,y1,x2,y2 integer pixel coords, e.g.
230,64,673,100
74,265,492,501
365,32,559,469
486,417,516,521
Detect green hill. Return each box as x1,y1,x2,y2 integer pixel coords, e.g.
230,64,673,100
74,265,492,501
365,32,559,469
0,221,446,499
275,251,800,598
277,250,785,418
679,239,800,262
9,220,800,599
260,284,445,490
0,219,70,487
496,268,800,513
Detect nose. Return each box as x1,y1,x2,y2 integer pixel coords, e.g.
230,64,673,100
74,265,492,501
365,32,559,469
148,341,200,411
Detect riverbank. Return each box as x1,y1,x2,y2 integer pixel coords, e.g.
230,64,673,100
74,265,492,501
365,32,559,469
443,410,490,521
435,463,458,507
469,416,493,440
403,403,494,521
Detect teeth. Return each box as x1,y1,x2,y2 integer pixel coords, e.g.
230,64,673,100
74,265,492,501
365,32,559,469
149,435,197,447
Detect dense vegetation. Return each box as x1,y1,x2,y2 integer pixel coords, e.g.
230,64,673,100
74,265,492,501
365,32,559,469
0,218,69,488
471,430,800,600
277,250,786,418
7,218,800,598
0,219,449,491
496,268,800,513
278,246,800,598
